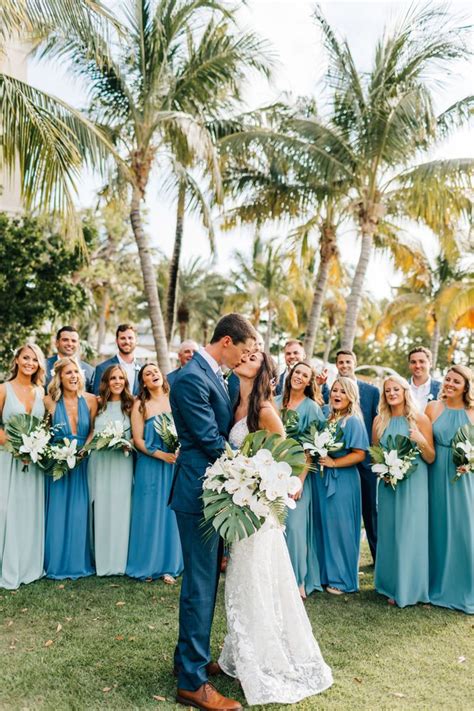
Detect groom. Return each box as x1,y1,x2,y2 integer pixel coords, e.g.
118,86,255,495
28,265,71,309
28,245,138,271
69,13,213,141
169,313,256,710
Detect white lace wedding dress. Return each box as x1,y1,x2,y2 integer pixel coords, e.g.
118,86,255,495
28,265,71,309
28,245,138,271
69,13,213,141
218,418,333,706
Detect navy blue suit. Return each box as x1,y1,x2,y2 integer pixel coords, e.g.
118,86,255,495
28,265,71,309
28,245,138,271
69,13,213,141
227,371,240,406
166,367,180,388
45,354,94,393
275,370,287,397
322,378,380,561
92,355,140,395
169,352,233,691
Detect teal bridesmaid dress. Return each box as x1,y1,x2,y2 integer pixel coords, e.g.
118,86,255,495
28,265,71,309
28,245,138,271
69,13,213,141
0,383,45,589
126,416,183,579
88,401,133,575
375,416,429,607
275,395,324,594
312,415,368,593
429,406,473,614
44,396,94,579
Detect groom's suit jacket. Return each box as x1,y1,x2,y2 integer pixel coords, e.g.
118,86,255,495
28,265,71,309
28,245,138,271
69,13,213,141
169,352,233,514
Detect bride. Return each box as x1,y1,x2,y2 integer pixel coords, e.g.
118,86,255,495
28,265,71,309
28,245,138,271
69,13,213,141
218,350,333,706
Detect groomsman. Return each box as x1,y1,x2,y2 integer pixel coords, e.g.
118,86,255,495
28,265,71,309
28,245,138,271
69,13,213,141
93,324,140,395
275,339,306,396
45,326,95,392
321,350,380,562
407,346,441,410
167,340,199,388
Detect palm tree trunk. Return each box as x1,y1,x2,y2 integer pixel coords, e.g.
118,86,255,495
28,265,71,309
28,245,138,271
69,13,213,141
96,289,109,354
303,224,337,357
130,187,170,371
166,181,186,343
430,317,440,370
323,325,334,363
342,229,373,349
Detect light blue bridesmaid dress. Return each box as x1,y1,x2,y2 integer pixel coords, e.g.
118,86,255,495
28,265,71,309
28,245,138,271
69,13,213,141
375,416,429,607
88,401,133,575
312,415,368,593
275,395,324,595
0,383,45,588
429,406,473,614
126,416,183,579
44,396,94,579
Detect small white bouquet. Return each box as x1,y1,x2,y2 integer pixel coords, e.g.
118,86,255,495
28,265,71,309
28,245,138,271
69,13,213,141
153,413,179,453
45,437,81,481
451,424,474,482
5,414,52,471
370,434,419,490
202,430,305,543
302,420,344,474
82,420,134,457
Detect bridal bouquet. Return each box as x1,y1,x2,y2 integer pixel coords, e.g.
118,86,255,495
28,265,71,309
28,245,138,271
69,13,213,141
370,434,419,490
44,438,82,481
451,423,474,481
202,430,306,543
82,420,134,456
301,420,344,474
154,413,179,452
4,414,51,471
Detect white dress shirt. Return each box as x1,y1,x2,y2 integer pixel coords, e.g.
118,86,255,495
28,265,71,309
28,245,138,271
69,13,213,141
117,353,138,390
410,376,432,411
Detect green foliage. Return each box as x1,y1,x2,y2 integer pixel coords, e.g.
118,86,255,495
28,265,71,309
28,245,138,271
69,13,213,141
0,213,90,374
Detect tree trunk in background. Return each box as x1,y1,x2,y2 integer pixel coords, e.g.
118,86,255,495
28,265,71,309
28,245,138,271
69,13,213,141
342,228,373,349
303,222,337,357
166,181,186,343
96,289,109,354
130,187,170,372
430,317,441,370
323,325,334,363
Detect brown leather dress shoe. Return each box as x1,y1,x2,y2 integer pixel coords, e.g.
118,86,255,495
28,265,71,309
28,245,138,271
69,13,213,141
176,682,242,710
173,661,222,677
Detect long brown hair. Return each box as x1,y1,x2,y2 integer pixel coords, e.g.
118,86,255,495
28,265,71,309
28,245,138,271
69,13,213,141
8,343,46,387
442,365,474,409
281,361,323,407
98,365,134,416
137,362,169,418
235,352,277,433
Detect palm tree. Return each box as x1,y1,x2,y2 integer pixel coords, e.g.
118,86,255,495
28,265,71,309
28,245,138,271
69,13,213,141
38,0,270,371
0,1,118,234
376,248,474,369
311,3,473,348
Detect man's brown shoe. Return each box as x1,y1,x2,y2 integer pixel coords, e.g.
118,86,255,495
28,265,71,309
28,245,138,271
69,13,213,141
176,682,242,710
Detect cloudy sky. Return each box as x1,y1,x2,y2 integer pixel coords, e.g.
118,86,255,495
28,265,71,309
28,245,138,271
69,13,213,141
28,0,474,298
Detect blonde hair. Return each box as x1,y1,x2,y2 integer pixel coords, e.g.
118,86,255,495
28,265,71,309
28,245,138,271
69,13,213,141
442,365,474,409
8,343,46,386
328,376,363,423
48,357,85,402
375,375,418,440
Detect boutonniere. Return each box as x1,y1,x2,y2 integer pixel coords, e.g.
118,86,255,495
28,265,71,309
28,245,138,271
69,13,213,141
224,369,233,381
134,362,141,371
427,393,434,402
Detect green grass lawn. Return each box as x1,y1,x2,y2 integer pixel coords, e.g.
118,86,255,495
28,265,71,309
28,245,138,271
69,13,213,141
1,543,472,710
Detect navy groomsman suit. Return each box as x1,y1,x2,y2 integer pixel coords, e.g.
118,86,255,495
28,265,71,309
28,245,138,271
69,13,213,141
322,378,380,561
92,355,140,395
45,354,95,393
169,351,233,692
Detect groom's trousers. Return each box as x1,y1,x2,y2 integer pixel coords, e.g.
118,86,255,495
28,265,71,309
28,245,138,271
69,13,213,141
174,511,223,691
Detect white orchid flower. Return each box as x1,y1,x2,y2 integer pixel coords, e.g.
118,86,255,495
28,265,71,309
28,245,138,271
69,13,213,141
249,496,270,518
372,463,389,477
50,438,78,469
19,430,50,463
287,476,303,496
253,449,275,466
232,486,255,508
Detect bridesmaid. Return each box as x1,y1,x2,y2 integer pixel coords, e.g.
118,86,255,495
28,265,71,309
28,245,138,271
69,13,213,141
426,364,474,614
126,362,183,582
44,357,97,579
373,375,434,607
276,361,324,598
312,377,369,595
0,344,46,589
88,365,134,576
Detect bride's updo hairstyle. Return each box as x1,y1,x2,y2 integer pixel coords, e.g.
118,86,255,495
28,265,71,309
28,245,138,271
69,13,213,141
246,352,278,433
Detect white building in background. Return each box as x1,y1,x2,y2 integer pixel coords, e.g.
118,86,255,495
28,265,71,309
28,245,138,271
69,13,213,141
0,39,30,214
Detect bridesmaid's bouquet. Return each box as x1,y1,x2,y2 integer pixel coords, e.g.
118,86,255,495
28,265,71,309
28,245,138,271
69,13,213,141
451,423,474,481
154,413,179,452
202,430,305,544
370,434,419,490
44,438,81,481
301,420,344,474
281,409,301,441
82,420,134,457
4,414,51,471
